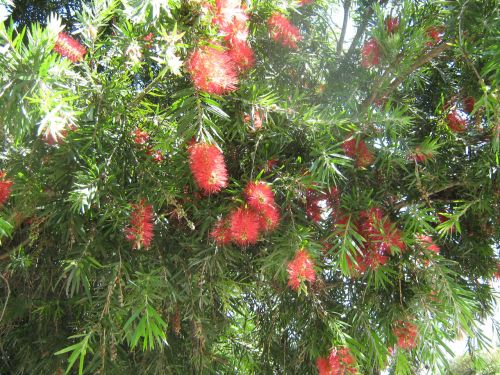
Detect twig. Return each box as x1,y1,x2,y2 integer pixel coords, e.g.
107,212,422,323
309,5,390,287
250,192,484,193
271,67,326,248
361,43,450,111
0,272,10,323
337,0,352,56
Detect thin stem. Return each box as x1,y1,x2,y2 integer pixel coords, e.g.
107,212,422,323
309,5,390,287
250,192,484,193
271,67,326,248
337,0,351,56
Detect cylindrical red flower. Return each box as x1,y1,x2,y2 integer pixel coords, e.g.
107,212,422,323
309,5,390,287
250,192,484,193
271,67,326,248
228,207,260,246
386,17,400,34
188,142,229,194
53,32,86,63
187,44,239,95
210,218,232,246
343,137,375,168
328,347,357,374
287,248,316,290
447,110,467,133
393,320,418,350
125,200,154,250
244,181,275,210
267,13,303,49
0,171,13,206
361,38,380,68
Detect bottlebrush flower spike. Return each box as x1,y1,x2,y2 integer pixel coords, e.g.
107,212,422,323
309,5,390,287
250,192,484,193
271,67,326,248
447,110,467,133
257,205,280,232
0,171,13,206
343,137,375,168
244,110,263,130
393,320,418,350
245,181,275,210
213,0,248,36
416,234,440,253
328,347,357,374
386,17,400,34
463,96,475,114
410,146,433,163
287,248,316,291
53,32,86,63
187,44,239,95
426,26,444,46
133,128,149,144
229,207,260,246
188,142,229,194
210,218,232,246
227,39,255,72
267,13,303,49
316,357,333,375
125,200,154,250
361,38,380,68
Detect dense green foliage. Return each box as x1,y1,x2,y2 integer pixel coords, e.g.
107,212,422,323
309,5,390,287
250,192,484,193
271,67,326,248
0,0,499,374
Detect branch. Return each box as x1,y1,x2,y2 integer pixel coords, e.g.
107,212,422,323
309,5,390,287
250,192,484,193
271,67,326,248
336,0,351,57
0,272,10,323
361,43,451,111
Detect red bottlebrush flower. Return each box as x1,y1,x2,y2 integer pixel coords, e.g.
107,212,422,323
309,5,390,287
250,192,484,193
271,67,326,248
361,38,380,68
463,96,475,114
133,128,149,144
386,17,400,34
213,0,248,36
257,205,280,232
316,357,333,375
144,32,154,42
343,138,375,168
426,26,444,46
265,158,278,172
287,248,316,291
210,218,232,246
416,234,440,253
299,0,314,5
146,148,164,162
245,181,275,210
125,200,154,250
267,13,303,49
228,39,255,72
328,347,357,374
393,320,418,350
229,207,260,246
447,110,467,133
187,44,239,95
188,142,229,194
0,171,13,206
53,32,86,63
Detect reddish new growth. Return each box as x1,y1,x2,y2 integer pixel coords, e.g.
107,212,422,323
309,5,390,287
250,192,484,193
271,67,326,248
210,218,232,246
188,142,229,194
343,137,375,168
0,171,13,206
386,17,400,34
447,110,467,133
327,347,357,374
244,110,263,130
416,234,440,253
287,248,316,291
410,146,433,163
125,200,154,250
267,13,303,49
463,96,475,114
133,128,150,144
393,320,418,350
426,26,444,46
361,38,380,68
228,207,260,246
187,44,238,95
53,32,86,63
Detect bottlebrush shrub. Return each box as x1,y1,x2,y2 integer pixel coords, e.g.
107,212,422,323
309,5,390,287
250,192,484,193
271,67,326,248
188,142,229,194
0,2,498,374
